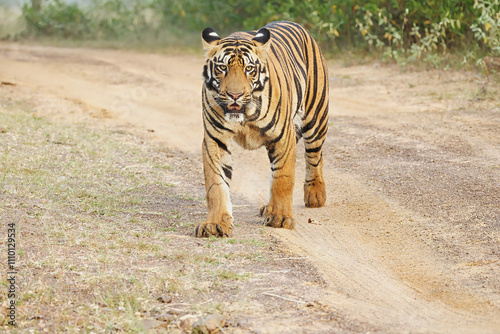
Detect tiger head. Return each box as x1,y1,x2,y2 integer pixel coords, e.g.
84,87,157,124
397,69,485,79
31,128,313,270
202,27,271,122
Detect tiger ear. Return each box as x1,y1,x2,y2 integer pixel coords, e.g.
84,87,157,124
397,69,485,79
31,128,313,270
252,28,271,47
252,28,271,60
202,27,221,50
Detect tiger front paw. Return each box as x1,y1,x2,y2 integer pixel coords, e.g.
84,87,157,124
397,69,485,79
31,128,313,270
195,214,234,238
304,180,326,208
260,206,295,229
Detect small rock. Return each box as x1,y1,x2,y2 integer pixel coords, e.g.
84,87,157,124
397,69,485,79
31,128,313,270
205,314,226,332
231,329,245,334
192,314,226,334
158,322,170,330
179,314,198,332
156,313,175,322
29,315,45,320
166,307,183,315
150,307,163,316
157,294,172,303
167,328,184,334
139,318,165,331
233,317,250,328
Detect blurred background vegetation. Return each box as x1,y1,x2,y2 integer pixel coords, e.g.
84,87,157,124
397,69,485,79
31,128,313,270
0,0,499,68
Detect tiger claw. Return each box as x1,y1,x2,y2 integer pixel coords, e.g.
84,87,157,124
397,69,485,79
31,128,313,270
195,215,234,238
264,214,295,229
259,205,266,217
260,205,295,229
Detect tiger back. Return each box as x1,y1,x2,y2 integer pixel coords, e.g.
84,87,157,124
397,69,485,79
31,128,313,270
196,21,328,238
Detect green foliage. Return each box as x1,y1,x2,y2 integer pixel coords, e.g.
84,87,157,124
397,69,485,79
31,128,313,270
22,0,89,38
350,0,500,67
88,0,158,40
471,0,500,58
12,0,500,67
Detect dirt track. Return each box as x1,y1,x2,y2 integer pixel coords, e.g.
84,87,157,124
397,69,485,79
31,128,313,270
1,43,499,333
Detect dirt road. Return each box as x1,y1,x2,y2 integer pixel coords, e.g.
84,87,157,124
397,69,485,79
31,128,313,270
1,43,499,333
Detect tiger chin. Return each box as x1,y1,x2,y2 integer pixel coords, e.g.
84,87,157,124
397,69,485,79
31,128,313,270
195,21,329,238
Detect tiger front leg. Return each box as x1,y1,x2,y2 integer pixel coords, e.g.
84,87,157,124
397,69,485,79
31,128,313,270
260,134,296,229
195,138,234,238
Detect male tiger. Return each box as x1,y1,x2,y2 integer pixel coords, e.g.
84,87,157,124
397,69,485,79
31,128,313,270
196,21,328,237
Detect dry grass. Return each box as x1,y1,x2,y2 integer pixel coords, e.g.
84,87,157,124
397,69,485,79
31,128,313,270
0,100,179,332
0,97,287,333
0,98,238,332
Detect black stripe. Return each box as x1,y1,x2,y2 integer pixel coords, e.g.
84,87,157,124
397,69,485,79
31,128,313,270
303,87,327,134
203,89,228,125
305,145,322,153
222,165,232,179
303,102,328,140
203,139,229,187
206,129,230,153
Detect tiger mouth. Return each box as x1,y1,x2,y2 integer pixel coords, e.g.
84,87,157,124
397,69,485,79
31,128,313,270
226,103,245,114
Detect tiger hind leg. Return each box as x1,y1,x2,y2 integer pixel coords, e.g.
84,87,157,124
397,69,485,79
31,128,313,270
303,150,326,208
302,123,327,208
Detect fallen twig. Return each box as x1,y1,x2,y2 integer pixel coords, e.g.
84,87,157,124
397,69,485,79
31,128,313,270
262,292,306,304
274,256,310,261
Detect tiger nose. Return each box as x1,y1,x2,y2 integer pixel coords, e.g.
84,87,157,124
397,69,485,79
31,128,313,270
228,91,244,100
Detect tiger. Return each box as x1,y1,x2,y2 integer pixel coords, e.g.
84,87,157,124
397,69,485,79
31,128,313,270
195,21,329,238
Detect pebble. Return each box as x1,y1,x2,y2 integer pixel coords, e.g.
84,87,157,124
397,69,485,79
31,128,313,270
166,307,183,315
156,313,176,322
232,317,250,328
192,314,226,334
150,307,163,316
231,329,246,334
157,294,172,303
139,319,165,331
179,314,198,332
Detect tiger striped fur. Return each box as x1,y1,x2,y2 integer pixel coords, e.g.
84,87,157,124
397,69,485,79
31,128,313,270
196,21,329,238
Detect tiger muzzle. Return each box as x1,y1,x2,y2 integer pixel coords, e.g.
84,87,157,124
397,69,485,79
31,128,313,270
226,92,245,112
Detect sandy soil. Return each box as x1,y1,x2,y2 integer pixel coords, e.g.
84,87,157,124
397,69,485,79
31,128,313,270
1,43,499,333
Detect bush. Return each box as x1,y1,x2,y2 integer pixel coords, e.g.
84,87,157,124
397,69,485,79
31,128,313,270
22,0,90,38
350,0,500,67
15,0,500,67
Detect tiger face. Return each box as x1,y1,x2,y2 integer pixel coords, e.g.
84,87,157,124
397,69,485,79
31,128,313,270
202,28,270,123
